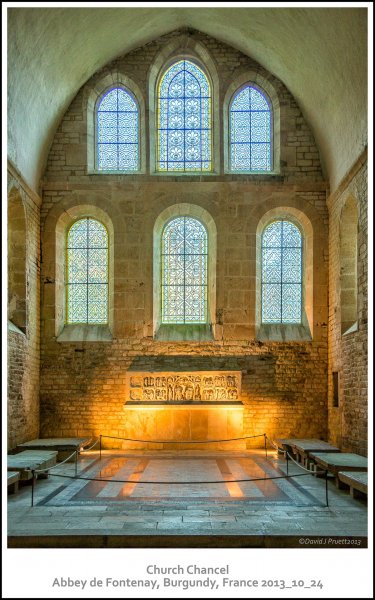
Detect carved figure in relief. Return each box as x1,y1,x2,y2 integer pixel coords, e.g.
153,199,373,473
227,375,237,387
229,388,238,400
204,377,213,386
214,375,225,387
194,384,201,400
156,388,167,401
143,388,155,401
185,386,194,401
167,385,174,401
217,388,227,400
130,376,142,388
205,388,214,400
175,385,183,401
130,389,142,401
144,376,154,387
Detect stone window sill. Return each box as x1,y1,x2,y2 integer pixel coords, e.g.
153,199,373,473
56,324,113,342
8,320,26,336
154,324,214,342
342,322,358,337
256,323,312,342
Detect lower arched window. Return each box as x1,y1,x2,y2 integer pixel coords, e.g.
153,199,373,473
161,216,208,323
66,218,108,324
261,220,302,323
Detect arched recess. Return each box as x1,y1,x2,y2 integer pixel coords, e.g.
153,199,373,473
86,70,146,174
153,203,217,340
8,188,27,333
340,195,358,335
148,34,220,174
256,206,313,341
223,71,281,174
44,204,114,341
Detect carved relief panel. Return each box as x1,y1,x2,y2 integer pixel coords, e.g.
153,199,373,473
125,371,242,403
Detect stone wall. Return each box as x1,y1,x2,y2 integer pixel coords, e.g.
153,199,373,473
39,29,329,447
7,167,41,449
40,339,328,449
327,153,368,455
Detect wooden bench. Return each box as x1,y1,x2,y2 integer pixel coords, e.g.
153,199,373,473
7,450,58,480
338,471,368,498
7,471,20,494
309,452,368,487
17,437,92,461
290,440,340,469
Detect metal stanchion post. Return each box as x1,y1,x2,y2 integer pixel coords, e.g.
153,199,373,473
75,449,78,477
325,470,329,507
31,470,35,507
264,434,268,458
99,434,102,459
286,452,289,476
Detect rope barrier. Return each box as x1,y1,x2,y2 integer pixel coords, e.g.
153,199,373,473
80,438,100,452
32,470,321,486
265,435,286,454
100,433,266,444
285,450,326,475
23,432,330,508
28,439,100,475
31,449,78,473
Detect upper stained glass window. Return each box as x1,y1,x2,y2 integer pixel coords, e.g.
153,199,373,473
261,220,302,323
157,60,212,172
96,87,139,171
230,85,272,172
161,217,208,323
66,218,108,324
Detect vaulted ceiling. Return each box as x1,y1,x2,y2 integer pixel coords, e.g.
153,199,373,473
7,7,368,193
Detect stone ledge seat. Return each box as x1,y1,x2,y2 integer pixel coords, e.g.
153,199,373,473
308,452,368,487
7,450,58,480
7,471,20,494
290,440,340,468
338,471,368,498
16,437,92,461
274,438,322,461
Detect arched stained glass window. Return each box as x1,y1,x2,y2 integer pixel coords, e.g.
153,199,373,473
96,87,139,171
66,218,108,324
230,85,272,172
157,60,212,172
262,220,302,323
162,217,208,323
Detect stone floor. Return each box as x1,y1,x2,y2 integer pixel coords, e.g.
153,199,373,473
7,449,368,548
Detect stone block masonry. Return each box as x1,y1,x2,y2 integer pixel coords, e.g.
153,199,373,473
327,156,367,456
8,169,41,449
39,339,327,448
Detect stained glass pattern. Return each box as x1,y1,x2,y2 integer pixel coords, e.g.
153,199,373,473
157,60,212,172
162,217,208,323
97,87,139,171
261,220,302,323
230,85,272,172
67,218,108,324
